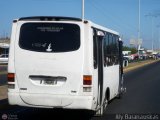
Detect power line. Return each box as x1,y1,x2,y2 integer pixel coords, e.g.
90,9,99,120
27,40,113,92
145,12,160,50
89,0,138,31
88,0,138,36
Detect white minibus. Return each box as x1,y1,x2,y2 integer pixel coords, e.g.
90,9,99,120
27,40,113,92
8,16,125,116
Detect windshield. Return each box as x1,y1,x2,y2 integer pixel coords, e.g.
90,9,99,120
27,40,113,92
19,23,80,52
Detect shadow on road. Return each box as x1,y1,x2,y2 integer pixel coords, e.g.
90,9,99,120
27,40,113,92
0,99,95,120
19,108,94,120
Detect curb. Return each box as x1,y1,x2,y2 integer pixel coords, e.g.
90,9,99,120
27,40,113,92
0,85,8,100
0,71,7,75
123,60,159,73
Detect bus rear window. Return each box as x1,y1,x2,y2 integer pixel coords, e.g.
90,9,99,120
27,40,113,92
19,23,80,52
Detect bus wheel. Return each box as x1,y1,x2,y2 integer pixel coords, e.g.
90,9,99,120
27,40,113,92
117,74,126,99
95,98,108,116
95,106,104,116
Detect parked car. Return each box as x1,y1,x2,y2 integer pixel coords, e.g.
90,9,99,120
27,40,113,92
130,54,139,60
158,53,160,58
0,54,8,64
123,57,129,67
123,55,132,61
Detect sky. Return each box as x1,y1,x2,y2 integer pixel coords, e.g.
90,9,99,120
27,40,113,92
0,0,160,49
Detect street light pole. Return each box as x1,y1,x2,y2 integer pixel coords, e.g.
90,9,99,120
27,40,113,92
82,0,85,22
145,13,159,51
157,25,160,50
137,0,141,58
151,17,154,51
138,0,141,41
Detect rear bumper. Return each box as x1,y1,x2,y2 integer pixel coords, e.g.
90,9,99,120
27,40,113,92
8,92,94,110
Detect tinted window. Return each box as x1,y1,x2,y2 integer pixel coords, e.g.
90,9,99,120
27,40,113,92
19,23,80,52
104,33,119,66
103,33,109,66
93,29,98,69
0,54,8,58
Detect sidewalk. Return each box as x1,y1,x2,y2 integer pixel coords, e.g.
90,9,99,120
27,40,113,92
123,59,159,73
0,85,7,100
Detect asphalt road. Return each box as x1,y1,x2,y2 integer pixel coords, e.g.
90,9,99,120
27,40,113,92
0,65,7,86
0,61,160,120
0,65,7,71
0,74,7,86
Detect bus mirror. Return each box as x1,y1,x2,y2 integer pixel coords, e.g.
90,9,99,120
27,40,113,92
119,39,123,46
97,31,105,37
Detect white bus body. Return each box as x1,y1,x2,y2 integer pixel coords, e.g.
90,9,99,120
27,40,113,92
8,16,124,116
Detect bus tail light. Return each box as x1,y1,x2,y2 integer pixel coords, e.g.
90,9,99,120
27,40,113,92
83,75,92,85
8,73,15,82
8,73,15,89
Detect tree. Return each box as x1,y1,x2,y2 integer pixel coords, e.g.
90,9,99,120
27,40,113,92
123,46,137,54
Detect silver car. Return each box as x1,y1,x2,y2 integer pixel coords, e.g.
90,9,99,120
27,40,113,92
0,54,8,64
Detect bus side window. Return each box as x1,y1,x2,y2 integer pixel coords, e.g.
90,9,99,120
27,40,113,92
108,34,113,66
104,33,109,67
112,35,116,65
93,29,98,69
115,36,119,64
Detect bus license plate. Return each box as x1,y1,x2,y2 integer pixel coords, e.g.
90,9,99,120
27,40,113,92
44,80,57,85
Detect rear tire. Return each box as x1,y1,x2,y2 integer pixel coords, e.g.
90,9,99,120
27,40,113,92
95,98,108,116
117,74,126,99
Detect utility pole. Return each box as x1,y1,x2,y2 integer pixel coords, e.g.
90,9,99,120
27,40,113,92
82,0,85,22
137,0,141,58
157,25,160,51
145,13,159,51
151,17,154,51
138,0,141,42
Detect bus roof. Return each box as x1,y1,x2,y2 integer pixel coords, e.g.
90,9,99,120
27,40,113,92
87,20,119,36
14,16,119,35
18,16,82,22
